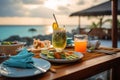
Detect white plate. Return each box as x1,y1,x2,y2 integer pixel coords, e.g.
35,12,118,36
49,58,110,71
0,58,51,78
40,52,84,63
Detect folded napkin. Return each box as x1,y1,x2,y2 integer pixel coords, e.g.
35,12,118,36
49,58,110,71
3,48,34,68
67,37,73,46
88,40,101,49
67,38,73,44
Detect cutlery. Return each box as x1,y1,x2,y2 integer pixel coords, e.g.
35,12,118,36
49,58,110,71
0,64,10,75
94,49,118,55
50,67,56,73
0,54,11,58
31,63,47,73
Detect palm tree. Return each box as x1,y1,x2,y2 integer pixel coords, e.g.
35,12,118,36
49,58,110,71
90,22,99,29
89,16,104,29
117,19,120,28
89,17,113,29
88,16,107,39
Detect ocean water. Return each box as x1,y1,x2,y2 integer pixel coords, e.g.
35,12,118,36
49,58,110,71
0,25,120,47
100,40,120,48
0,25,78,40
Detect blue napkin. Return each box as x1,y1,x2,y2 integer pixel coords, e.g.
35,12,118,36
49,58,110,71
67,37,73,46
3,48,34,68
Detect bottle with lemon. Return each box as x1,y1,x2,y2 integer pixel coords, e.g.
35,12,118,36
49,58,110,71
52,22,66,52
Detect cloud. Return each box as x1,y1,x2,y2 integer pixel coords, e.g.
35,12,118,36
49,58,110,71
0,0,18,5
0,0,59,18
29,6,57,18
0,0,76,17
57,6,72,15
0,0,108,18
77,0,85,5
0,0,27,17
22,0,45,4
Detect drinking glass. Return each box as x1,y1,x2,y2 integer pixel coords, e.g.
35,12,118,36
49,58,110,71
52,27,66,52
74,34,88,52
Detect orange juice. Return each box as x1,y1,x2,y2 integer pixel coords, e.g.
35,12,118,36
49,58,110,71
74,40,87,52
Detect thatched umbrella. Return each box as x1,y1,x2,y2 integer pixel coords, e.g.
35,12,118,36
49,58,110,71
28,28,37,37
70,0,118,48
70,0,120,16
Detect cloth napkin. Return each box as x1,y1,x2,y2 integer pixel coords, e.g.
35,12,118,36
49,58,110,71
3,48,34,68
88,40,101,49
67,37,73,46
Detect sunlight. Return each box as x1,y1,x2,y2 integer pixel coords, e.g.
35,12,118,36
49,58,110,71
23,4,39,10
45,26,53,35
44,0,70,10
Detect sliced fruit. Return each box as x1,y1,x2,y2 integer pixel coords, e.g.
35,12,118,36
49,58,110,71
52,22,59,30
54,52,61,59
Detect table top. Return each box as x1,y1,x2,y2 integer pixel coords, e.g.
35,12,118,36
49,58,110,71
1,47,120,80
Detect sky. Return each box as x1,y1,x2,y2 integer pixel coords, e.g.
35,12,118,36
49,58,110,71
0,0,108,25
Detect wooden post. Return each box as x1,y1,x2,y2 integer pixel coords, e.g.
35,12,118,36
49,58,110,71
111,66,120,80
112,0,118,48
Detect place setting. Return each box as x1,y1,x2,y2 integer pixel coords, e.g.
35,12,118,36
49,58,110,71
39,14,84,64
0,0,120,79
0,48,51,78
24,14,84,64
1,14,120,80
87,40,120,55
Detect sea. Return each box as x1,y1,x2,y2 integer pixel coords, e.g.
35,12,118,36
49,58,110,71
0,25,120,47
0,25,78,40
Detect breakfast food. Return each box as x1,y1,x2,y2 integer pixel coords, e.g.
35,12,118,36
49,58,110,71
33,39,51,49
1,41,19,45
42,50,79,60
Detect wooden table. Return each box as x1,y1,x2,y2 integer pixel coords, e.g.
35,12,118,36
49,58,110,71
1,47,120,80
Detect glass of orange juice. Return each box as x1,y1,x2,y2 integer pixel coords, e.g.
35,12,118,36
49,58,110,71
74,34,88,52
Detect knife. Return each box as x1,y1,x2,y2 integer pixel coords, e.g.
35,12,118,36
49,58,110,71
0,64,10,75
31,64,47,73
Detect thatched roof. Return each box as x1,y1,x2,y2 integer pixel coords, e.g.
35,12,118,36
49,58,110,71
70,0,120,16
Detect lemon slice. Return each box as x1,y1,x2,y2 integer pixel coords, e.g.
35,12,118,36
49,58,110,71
52,22,59,30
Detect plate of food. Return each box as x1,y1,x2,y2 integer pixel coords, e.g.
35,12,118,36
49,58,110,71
28,39,51,53
0,58,51,78
40,50,84,63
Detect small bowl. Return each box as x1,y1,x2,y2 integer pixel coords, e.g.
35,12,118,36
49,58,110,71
0,42,25,55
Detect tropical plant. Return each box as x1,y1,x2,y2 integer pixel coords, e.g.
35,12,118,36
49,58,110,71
102,18,120,28
89,16,120,29
117,19,120,28
90,22,99,29
89,16,104,29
